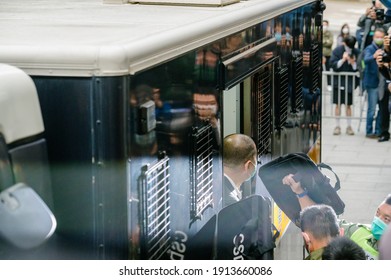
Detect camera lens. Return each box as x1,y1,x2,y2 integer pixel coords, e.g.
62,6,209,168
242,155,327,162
382,52,391,63
375,8,385,21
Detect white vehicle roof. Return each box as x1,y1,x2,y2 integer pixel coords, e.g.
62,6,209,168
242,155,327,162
0,64,45,144
0,0,314,77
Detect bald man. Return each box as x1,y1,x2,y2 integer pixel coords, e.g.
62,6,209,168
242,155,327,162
222,134,257,207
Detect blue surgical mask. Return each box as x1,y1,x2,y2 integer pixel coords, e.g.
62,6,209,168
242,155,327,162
371,216,387,240
275,32,282,42
246,160,257,181
285,32,292,41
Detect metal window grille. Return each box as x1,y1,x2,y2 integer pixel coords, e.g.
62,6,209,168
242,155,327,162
190,124,214,220
291,53,303,112
138,151,171,260
252,67,272,158
310,43,320,92
274,65,289,129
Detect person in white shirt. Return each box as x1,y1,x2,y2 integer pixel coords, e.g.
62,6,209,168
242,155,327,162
222,134,257,207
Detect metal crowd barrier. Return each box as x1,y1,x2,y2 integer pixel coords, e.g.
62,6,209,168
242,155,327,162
322,70,366,131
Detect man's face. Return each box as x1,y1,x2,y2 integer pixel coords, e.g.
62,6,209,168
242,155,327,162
376,202,391,224
193,93,218,121
373,31,385,41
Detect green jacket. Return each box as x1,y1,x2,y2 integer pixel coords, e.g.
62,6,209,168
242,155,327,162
340,220,378,260
306,248,324,260
323,30,334,57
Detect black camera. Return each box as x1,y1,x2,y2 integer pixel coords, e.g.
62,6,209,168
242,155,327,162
376,8,385,21
382,52,391,63
373,0,385,21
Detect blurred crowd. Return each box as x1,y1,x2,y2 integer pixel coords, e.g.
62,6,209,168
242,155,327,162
323,0,391,142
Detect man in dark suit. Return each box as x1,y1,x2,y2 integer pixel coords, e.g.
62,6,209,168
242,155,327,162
330,35,360,136
222,134,257,208
375,34,391,142
363,28,385,139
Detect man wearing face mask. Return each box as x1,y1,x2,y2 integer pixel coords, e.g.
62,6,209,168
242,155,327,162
299,205,341,260
375,29,391,142
340,194,391,260
283,174,391,259
363,28,386,138
222,134,257,208
357,0,384,51
193,89,221,147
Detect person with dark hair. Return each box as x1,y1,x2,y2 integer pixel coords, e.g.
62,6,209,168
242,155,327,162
299,204,341,260
283,175,391,259
363,28,386,138
330,35,360,136
222,134,257,207
193,86,222,149
357,0,385,51
375,36,391,142
322,236,366,260
337,23,351,47
323,20,334,90
339,194,391,259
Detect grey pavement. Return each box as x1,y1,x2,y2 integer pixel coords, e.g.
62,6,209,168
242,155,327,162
323,0,368,38
275,0,391,259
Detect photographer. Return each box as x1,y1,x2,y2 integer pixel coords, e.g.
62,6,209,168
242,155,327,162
375,32,391,142
358,0,385,51
363,28,385,138
329,35,359,136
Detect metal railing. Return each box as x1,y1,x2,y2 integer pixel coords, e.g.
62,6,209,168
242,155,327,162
321,70,366,131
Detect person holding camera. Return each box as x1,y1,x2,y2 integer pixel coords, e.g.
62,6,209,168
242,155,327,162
358,0,385,51
363,28,386,138
329,35,360,136
375,32,391,142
